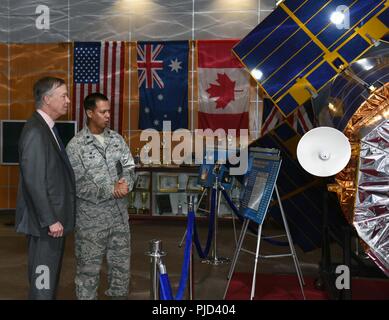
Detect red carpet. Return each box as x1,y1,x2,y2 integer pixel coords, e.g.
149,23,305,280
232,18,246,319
225,273,389,300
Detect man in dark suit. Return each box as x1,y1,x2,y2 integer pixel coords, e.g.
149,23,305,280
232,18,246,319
15,77,76,300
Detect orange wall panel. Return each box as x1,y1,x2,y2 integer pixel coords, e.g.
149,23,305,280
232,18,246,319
9,101,35,120
0,104,8,120
9,187,17,209
129,131,142,153
0,44,9,105
9,43,71,120
130,102,140,134
121,42,132,133
0,166,8,185
0,187,9,208
130,42,139,99
9,166,19,186
129,43,139,133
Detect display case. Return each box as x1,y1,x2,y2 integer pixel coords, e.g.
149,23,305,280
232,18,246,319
129,165,238,219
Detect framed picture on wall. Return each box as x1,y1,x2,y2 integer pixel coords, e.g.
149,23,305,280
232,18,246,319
158,175,179,192
186,175,203,192
156,194,172,215
135,174,150,191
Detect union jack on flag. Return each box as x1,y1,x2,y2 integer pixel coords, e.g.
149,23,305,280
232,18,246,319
137,44,164,89
261,98,315,136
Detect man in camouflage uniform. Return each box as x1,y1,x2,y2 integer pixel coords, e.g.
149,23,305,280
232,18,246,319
66,93,135,300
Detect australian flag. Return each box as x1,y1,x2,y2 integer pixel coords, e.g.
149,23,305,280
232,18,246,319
137,41,189,130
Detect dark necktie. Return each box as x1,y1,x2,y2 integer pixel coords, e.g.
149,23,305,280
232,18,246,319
52,125,66,151
52,125,73,178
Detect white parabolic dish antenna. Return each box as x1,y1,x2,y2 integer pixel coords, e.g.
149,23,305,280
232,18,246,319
297,127,351,177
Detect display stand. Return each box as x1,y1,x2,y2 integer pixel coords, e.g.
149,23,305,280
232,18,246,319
223,185,305,299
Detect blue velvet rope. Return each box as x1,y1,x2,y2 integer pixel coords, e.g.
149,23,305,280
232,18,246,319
221,189,289,247
159,210,195,300
174,210,194,300
193,187,216,258
159,273,173,300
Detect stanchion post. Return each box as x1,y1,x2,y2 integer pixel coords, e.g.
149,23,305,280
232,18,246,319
187,197,194,300
145,239,166,300
203,173,230,265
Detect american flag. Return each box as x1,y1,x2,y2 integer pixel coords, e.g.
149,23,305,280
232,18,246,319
137,44,164,89
261,99,315,136
72,41,125,132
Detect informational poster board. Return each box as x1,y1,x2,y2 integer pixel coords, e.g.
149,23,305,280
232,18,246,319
240,147,281,225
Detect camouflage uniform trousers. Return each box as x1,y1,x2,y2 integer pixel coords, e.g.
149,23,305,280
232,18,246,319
75,221,131,300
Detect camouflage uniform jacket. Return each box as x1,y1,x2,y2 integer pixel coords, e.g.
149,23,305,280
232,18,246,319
66,126,135,229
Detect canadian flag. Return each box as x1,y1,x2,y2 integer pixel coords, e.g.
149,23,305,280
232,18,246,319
198,40,250,133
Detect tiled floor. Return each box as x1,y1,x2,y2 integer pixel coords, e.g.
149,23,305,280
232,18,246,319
0,211,337,300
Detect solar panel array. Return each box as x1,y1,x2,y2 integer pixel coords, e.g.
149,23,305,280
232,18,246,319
234,0,389,117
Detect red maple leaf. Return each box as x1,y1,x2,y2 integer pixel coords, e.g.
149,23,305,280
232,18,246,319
206,73,241,109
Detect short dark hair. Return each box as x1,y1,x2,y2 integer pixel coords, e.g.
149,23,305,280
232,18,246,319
83,92,109,112
33,77,65,108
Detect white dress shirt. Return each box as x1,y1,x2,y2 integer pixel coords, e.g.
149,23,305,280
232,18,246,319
37,109,61,149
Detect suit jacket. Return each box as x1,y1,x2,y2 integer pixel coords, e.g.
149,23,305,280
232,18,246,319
15,111,76,237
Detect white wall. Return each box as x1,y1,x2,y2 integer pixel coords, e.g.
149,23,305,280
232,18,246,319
0,0,276,43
